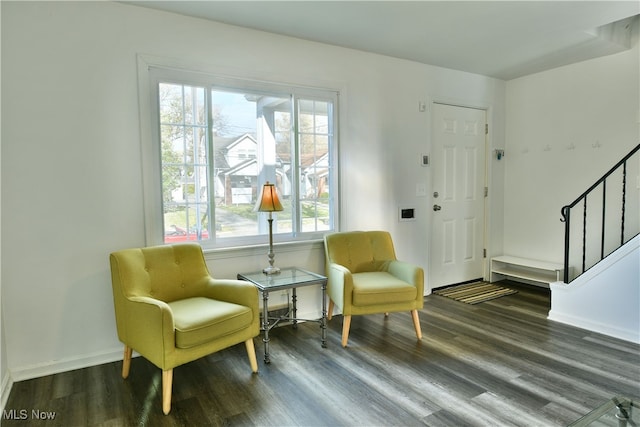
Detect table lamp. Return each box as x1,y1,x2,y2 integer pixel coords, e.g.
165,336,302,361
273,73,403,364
255,181,284,274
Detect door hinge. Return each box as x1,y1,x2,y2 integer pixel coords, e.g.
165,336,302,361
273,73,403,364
483,249,487,258
485,124,489,135
484,187,488,197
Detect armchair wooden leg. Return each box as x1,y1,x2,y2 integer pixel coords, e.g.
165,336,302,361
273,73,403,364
245,338,258,373
162,369,173,415
411,309,422,340
122,345,132,379
327,299,334,321
341,315,351,347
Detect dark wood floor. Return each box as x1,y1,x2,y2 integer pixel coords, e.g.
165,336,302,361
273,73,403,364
3,281,639,426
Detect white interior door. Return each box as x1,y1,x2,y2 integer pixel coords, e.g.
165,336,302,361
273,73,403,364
430,103,487,289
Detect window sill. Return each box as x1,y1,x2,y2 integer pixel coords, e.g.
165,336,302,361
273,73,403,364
202,239,325,261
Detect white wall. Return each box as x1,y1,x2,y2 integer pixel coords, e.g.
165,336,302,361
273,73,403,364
504,32,640,263
0,0,7,408
0,0,8,409
1,2,506,379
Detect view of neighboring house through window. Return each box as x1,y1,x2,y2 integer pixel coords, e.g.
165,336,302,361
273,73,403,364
154,72,337,248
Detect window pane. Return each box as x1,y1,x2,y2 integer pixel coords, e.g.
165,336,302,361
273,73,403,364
152,71,337,248
274,109,293,233
298,100,332,232
159,84,184,124
211,89,292,239
159,83,210,243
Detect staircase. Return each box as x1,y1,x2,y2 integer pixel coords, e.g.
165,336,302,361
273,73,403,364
559,144,639,283
548,144,640,344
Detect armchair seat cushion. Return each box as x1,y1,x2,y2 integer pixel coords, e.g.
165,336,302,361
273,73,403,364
168,297,254,349
352,272,418,306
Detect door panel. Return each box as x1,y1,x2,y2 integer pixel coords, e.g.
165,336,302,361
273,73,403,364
430,103,487,289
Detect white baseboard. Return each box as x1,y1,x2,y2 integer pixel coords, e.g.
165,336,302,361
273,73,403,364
1,370,14,413
10,347,125,383
548,310,640,344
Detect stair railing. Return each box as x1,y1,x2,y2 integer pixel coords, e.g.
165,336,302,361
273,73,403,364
560,144,640,283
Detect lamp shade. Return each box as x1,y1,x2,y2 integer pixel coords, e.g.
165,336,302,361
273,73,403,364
255,181,283,212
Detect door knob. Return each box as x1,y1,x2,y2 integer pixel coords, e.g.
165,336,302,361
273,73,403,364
433,204,442,211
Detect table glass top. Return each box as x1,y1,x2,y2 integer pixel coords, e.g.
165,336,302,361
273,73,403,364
238,267,326,291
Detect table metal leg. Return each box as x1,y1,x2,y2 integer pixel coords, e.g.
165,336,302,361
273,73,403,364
261,290,270,364
321,282,327,348
292,288,298,329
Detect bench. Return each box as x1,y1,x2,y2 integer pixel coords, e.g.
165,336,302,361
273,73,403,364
490,255,565,287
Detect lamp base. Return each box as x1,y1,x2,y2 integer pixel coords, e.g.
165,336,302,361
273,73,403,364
262,265,281,275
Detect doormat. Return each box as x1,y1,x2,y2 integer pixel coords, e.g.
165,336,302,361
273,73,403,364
433,282,517,304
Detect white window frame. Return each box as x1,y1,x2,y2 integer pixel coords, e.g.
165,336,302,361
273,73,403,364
137,56,340,250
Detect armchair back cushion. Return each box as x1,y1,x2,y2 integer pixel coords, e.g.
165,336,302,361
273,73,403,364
114,243,212,302
324,230,397,273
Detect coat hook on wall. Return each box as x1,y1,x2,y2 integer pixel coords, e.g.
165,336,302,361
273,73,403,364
592,140,601,149
494,149,505,160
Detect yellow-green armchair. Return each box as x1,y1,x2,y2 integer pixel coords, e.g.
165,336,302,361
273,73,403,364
109,243,260,415
324,231,424,347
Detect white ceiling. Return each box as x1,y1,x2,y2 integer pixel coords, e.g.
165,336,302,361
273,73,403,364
125,1,639,80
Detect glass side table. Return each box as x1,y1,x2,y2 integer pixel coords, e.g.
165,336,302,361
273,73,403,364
237,267,327,364
569,396,637,427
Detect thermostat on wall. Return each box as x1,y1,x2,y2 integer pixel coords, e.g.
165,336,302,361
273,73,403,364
399,207,416,222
